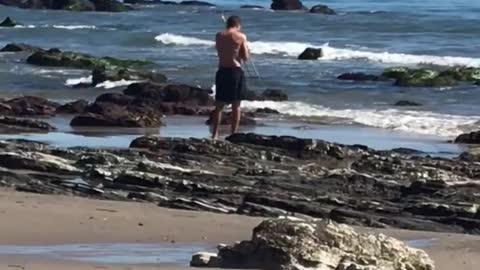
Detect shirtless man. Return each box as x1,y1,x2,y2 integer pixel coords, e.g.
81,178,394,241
211,15,249,140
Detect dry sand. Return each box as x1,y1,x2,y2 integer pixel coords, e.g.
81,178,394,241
0,188,478,270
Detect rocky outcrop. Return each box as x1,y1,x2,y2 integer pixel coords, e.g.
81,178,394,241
310,4,336,15
455,131,480,144
394,100,422,106
256,108,280,114
241,5,264,9
0,96,60,116
26,48,152,70
298,48,323,60
337,72,382,81
179,1,215,6
0,43,43,53
271,0,305,10
0,16,16,27
70,101,163,128
213,218,434,270
382,67,480,87
2,133,480,235
69,82,213,127
124,82,214,107
0,116,55,133
91,68,167,86
124,0,215,6
56,100,90,114
0,0,129,12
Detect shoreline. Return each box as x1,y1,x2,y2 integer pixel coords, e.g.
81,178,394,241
0,190,479,270
0,114,464,155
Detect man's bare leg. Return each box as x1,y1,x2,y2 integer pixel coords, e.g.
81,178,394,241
211,103,224,140
231,101,241,134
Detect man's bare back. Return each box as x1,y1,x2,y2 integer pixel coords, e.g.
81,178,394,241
215,30,249,68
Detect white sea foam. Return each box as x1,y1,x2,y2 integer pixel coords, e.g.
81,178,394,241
65,76,92,86
13,25,36,29
52,25,97,30
154,33,480,67
95,80,142,89
242,101,480,137
155,33,215,46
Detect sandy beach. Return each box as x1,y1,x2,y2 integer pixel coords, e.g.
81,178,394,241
0,189,478,270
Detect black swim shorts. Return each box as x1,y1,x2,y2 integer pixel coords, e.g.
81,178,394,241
215,67,246,104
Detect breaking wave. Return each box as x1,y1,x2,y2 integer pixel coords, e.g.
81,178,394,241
154,33,480,67
242,101,480,137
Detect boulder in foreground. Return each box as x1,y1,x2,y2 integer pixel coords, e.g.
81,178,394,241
197,218,435,270
298,48,323,60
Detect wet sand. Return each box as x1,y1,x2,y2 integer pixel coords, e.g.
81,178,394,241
0,189,478,270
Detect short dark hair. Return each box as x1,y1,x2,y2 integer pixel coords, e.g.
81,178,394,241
226,16,241,29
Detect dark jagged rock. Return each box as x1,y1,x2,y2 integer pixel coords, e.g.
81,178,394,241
91,68,167,86
0,96,60,116
90,0,130,12
394,100,422,106
124,82,214,106
0,0,129,12
255,108,280,114
259,89,288,101
244,89,289,102
271,0,305,10
179,1,215,6
240,5,264,9
0,116,55,133
71,102,163,128
2,133,480,235
0,43,43,53
337,72,382,81
26,49,152,70
309,4,336,15
455,131,480,144
298,47,323,60
205,111,257,126
56,100,90,114
0,16,16,27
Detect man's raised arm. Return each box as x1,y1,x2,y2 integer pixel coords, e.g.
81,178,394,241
240,34,250,63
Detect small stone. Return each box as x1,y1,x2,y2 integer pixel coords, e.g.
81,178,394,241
190,252,221,267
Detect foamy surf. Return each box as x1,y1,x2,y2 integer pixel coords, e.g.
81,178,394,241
154,33,480,67
243,101,480,137
95,80,143,89
65,76,92,86
52,25,97,30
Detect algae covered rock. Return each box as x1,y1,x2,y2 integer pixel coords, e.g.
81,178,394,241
26,49,152,70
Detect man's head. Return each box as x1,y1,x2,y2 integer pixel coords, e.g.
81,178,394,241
226,16,241,30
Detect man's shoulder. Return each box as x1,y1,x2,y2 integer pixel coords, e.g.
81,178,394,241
233,31,247,41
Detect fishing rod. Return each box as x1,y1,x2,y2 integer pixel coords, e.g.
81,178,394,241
220,13,262,80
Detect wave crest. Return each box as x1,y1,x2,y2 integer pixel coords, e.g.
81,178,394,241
243,101,479,137
154,33,480,67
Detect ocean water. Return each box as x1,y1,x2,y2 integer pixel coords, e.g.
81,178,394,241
1,0,480,139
